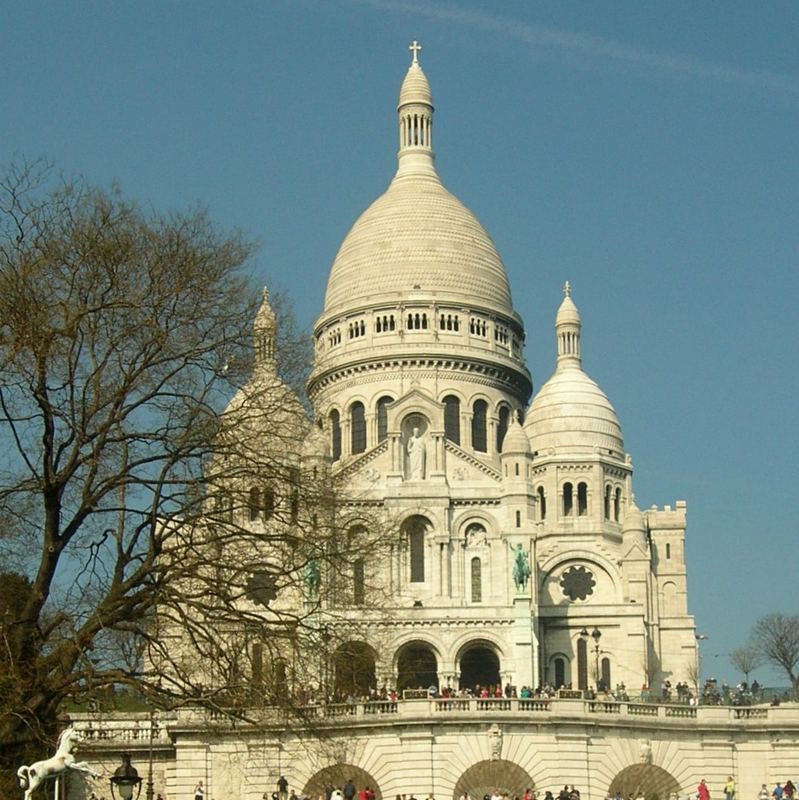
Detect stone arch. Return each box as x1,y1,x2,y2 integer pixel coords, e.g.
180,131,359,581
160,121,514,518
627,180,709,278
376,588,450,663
539,551,624,604
453,509,497,541
607,764,680,800
332,641,377,698
395,639,439,692
453,759,534,800
457,639,501,691
303,765,382,800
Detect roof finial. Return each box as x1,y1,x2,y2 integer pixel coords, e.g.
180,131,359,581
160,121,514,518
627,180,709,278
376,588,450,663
409,40,422,65
563,280,571,298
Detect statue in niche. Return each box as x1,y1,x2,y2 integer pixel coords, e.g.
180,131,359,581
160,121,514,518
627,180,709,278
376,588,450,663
406,427,427,479
509,542,531,592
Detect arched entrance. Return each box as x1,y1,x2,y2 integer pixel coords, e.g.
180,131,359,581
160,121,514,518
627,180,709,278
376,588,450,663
454,759,534,800
332,641,377,698
304,765,382,800
608,764,680,800
396,642,438,692
458,643,501,691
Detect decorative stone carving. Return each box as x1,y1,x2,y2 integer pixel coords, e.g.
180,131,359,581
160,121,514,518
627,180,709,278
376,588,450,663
639,738,653,764
488,723,503,760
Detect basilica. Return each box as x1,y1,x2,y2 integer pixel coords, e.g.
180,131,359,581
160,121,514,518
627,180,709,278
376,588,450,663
75,46,798,800
245,42,697,698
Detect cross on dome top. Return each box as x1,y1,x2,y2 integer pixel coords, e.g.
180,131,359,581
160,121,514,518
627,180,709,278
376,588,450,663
563,280,572,298
409,40,422,64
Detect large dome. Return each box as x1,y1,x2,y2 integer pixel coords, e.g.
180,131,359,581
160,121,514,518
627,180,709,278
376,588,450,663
322,172,512,316
320,47,513,321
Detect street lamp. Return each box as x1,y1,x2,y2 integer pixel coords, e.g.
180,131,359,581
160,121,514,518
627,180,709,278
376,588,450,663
110,753,143,800
696,634,708,694
591,627,603,688
146,709,155,800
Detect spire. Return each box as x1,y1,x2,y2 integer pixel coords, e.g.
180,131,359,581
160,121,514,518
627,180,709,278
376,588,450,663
254,286,278,376
396,41,436,177
555,280,582,368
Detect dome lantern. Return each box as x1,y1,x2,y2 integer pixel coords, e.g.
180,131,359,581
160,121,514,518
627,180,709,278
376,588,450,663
397,40,436,178
556,280,582,368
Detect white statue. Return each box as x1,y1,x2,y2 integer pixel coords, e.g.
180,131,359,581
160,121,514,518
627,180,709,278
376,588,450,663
407,427,427,479
17,728,100,800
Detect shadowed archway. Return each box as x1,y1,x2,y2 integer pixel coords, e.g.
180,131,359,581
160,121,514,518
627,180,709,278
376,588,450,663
396,641,438,692
332,641,377,697
454,759,534,800
458,643,501,691
303,765,382,800
608,764,680,800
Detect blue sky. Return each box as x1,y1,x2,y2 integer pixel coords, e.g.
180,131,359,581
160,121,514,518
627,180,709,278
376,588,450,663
4,1,797,687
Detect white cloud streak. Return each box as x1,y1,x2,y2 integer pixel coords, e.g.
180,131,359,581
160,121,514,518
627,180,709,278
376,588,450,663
352,0,799,100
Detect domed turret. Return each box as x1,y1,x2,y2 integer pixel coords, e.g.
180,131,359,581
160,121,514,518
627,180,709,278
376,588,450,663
525,283,623,456
501,415,532,455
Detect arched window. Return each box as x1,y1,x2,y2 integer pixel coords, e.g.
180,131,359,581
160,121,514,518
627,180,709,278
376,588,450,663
563,482,574,516
408,519,426,583
470,557,482,602
577,637,588,690
330,410,341,462
443,395,461,444
288,467,300,523
263,486,275,520
554,657,566,688
604,485,611,519
351,402,366,454
248,486,260,521
496,405,510,452
472,399,488,453
614,488,622,521
376,396,392,442
600,657,611,691
538,487,546,520
577,482,588,516
251,642,263,690
353,558,365,606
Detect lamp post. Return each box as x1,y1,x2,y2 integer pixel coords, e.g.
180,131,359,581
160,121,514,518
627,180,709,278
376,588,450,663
110,753,143,800
146,709,155,800
591,627,603,689
696,634,708,695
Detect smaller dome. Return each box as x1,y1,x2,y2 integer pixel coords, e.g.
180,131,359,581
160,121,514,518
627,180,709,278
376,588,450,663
525,284,623,456
525,365,623,455
501,416,531,455
623,497,646,533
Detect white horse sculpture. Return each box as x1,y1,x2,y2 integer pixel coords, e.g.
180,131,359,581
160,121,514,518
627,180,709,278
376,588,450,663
17,728,100,799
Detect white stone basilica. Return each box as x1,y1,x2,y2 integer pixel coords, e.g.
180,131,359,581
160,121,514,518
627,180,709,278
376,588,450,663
74,45,799,800
281,42,698,697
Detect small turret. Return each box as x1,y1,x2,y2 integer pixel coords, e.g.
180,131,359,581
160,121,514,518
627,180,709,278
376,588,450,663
254,287,277,377
397,40,436,177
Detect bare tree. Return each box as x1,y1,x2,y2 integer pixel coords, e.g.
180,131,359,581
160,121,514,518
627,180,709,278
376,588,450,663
729,644,763,684
750,614,799,696
0,162,381,791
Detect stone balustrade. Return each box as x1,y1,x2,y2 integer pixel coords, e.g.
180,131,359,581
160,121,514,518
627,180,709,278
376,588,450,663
69,697,796,737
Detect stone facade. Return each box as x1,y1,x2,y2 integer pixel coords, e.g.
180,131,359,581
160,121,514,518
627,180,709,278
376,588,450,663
296,45,697,697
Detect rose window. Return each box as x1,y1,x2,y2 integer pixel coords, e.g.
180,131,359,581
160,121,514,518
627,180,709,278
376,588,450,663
560,565,596,601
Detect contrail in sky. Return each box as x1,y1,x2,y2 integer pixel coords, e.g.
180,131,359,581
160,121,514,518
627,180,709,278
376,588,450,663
352,0,799,100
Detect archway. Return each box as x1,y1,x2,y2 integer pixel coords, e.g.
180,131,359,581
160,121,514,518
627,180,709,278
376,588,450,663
458,643,500,691
453,759,534,800
608,764,680,800
332,641,377,698
396,642,438,692
304,765,382,800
